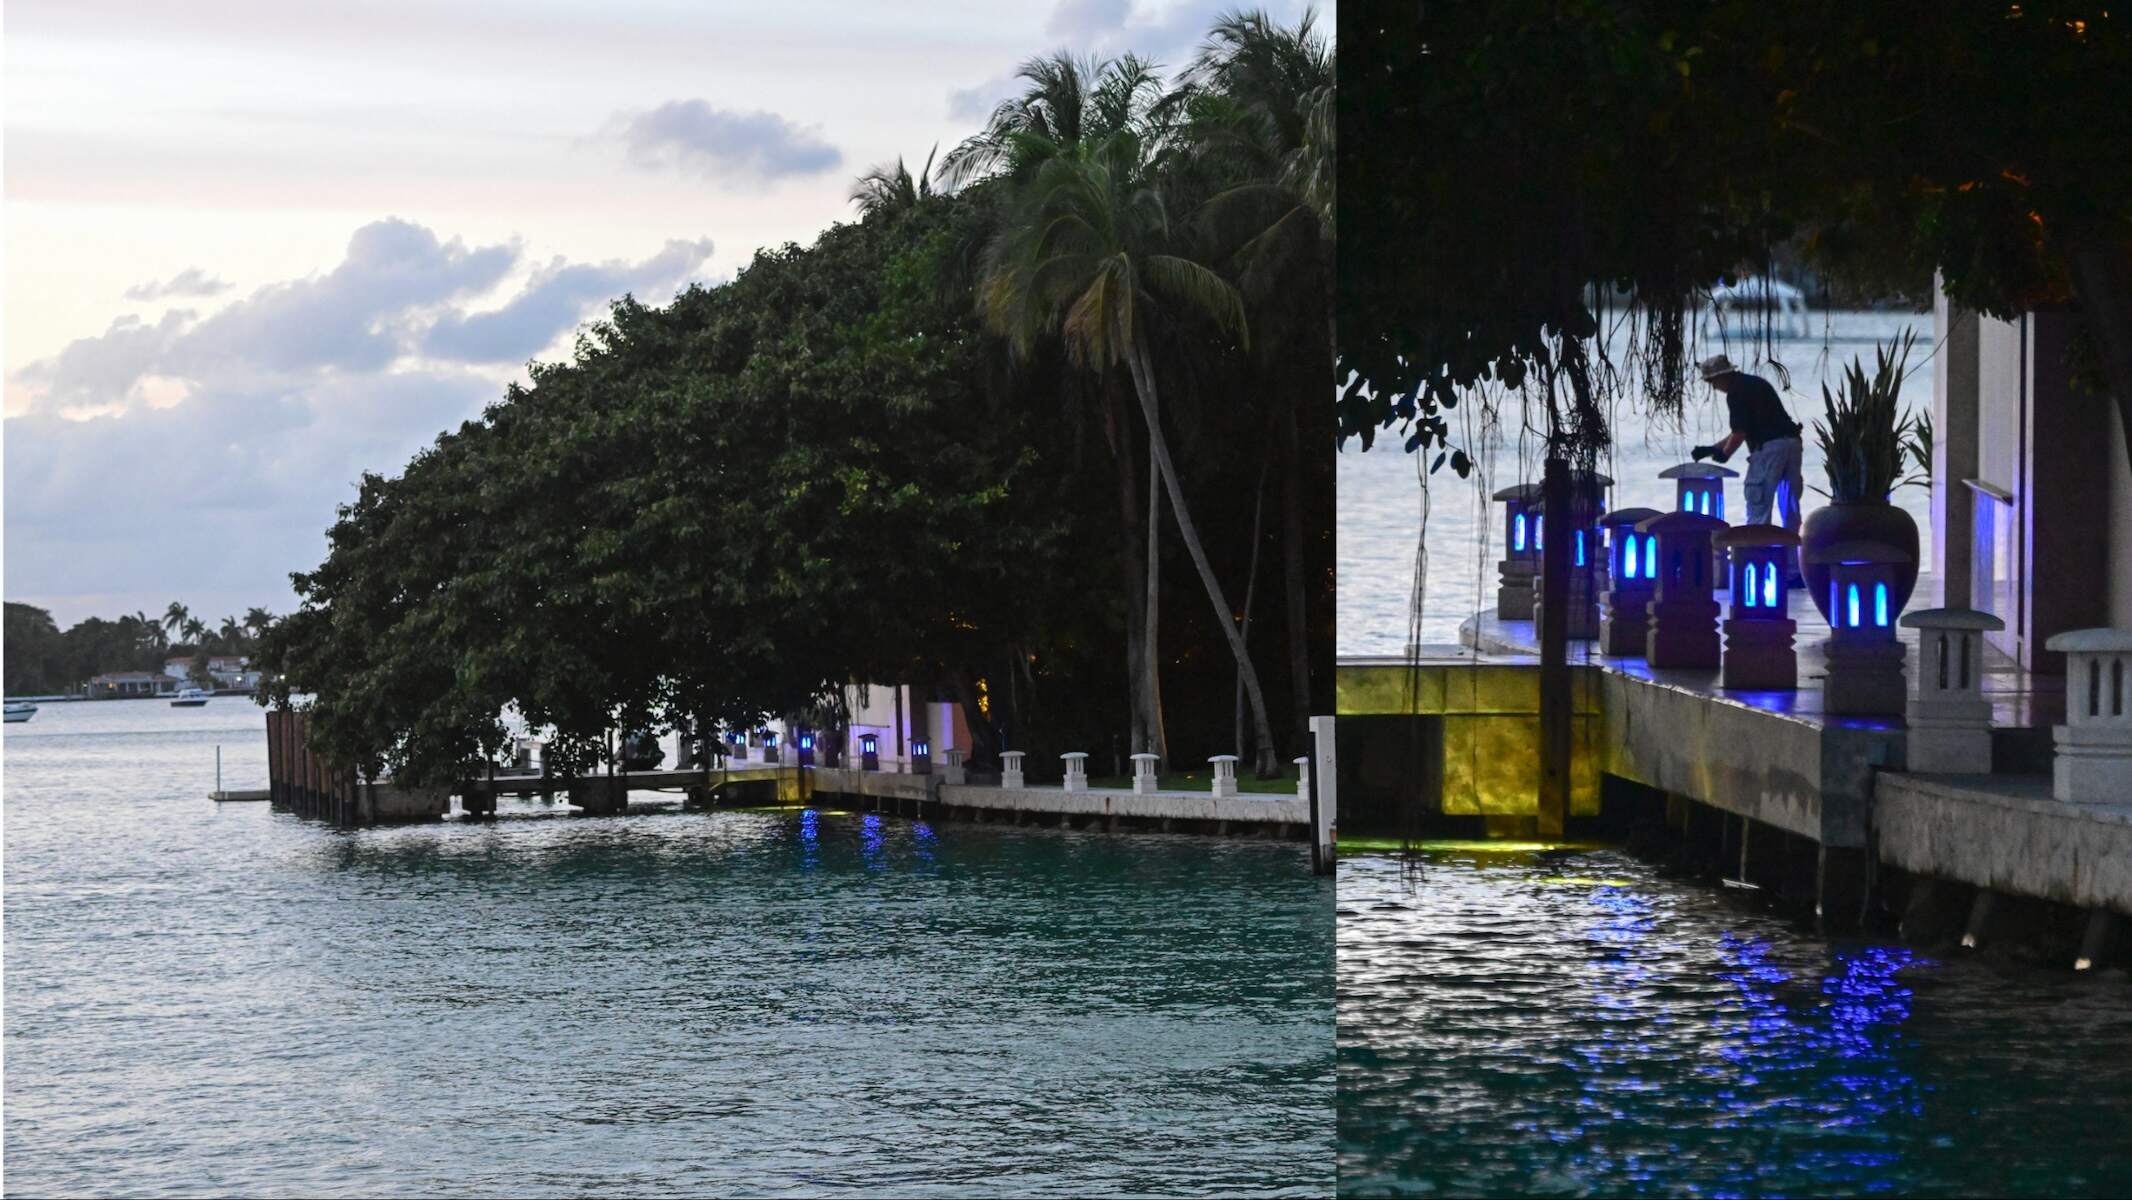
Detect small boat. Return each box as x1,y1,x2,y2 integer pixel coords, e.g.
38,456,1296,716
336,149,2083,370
3,701,37,724
170,688,211,707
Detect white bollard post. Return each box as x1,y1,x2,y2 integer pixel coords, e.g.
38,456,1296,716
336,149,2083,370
1061,752,1088,792
1294,755,1310,801
1131,752,1160,794
1000,750,1025,789
1208,754,1239,798
1310,715,1337,876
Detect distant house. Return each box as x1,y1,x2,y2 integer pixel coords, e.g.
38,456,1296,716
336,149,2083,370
163,655,262,692
86,671,181,699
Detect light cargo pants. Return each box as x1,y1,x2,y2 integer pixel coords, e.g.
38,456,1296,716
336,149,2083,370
1744,436,1804,531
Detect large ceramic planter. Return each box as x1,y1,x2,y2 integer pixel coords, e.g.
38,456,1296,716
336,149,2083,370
1800,499,1919,621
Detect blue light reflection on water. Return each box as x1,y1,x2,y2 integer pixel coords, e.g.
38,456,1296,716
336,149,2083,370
1339,848,2132,1198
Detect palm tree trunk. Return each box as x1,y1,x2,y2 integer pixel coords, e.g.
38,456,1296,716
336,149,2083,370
1236,450,1270,759
1280,382,1314,753
1145,430,1169,767
1107,383,1153,763
1125,344,1281,777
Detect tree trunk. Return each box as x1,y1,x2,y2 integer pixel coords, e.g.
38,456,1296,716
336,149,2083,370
1236,451,1270,759
1106,380,1154,766
1537,456,1572,839
1280,381,1314,753
2068,239,2132,476
1145,428,1169,767
1125,344,1281,777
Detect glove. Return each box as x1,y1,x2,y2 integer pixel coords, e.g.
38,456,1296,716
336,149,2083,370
1690,443,1715,462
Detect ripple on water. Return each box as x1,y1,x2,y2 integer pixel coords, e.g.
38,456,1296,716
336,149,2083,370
4,702,1334,1197
1338,850,2132,1198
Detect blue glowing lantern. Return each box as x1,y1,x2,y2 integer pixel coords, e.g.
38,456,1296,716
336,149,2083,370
1597,507,1663,656
1659,460,1737,520
1803,536,1910,716
1491,482,1546,620
1529,471,1613,641
1714,524,1802,690
795,728,816,767
911,736,932,776
859,732,880,771
1635,509,1728,669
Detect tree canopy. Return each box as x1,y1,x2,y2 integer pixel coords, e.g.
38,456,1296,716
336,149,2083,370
1339,3,2132,468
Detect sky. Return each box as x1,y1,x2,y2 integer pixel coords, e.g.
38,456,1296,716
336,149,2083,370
4,0,1313,628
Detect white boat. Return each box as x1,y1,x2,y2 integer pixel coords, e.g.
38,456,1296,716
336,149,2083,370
3,701,36,724
170,688,210,708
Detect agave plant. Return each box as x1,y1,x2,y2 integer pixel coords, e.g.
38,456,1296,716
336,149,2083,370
1900,407,1933,493
1813,329,1918,503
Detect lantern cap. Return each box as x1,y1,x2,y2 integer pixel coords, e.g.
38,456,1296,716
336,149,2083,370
1598,506,1664,527
1900,607,2005,632
1714,523,1801,550
1800,537,1906,566
1491,482,1545,502
1659,461,1739,480
2044,626,2132,653
1634,509,1727,534
1208,754,1240,763
1130,752,1161,761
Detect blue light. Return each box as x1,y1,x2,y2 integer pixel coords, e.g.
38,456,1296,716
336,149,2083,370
799,733,814,749
1847,583,1861,628
1716,491,1725,519
1624,534,1640,579
1644,534,1657,574
1874,582,1889,627
1739,563,1755,607
1762,562,1777,608
1830,581,1840,625
1513,512,1527,552
1574,530,1586,567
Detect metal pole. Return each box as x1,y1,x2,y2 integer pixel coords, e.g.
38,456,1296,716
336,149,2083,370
1538,456,1572,839
216,745,222,794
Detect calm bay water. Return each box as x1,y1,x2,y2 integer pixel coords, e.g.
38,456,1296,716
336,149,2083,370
1339,849,2132,1197
3,700,1334,1198
1338,312,1938,654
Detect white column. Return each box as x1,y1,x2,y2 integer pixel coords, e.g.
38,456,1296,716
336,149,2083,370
1061,752,1088,792
1294,755,1311,801
1000,750,1025,790
1310,715,1338,875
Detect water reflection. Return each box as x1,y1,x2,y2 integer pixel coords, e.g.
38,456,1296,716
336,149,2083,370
1340,848,2132,1197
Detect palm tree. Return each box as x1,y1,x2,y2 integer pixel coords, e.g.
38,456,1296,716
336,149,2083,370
162,601,190,645
947,52,1180,767
182,616,207,647
243,607,275,642
850,146,937,218
1179,8,1334,754
977,120,1283,776
218,616,243,650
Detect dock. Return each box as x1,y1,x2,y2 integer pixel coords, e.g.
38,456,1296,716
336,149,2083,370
1335,581,2126,962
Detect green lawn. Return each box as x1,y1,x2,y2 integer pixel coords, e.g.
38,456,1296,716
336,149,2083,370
1083,769,1299,795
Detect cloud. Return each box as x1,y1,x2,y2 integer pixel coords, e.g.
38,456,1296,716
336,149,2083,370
123,267,232,301
610,99,843,185
424,238,714,363
5,218,716,615
947,73,1020,122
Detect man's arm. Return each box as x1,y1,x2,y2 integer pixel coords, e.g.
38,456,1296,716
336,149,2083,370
1691,430,1745,463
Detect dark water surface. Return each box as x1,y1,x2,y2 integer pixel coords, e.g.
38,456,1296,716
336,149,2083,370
1339,848,2132,1198
4,701,1334,1197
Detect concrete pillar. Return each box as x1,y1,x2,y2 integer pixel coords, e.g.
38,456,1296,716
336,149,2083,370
1060,751,1088,792
1933,290,1979,606
1208,754,1240,798
1814,544,1909,716
1901,608,2006,773
1000,750,1025,789
1309,715,1337,876
1294,755,1311,801
1130,752,1160,793
1598,507,1663,655
2047,627,2132,802
1816,844,1870,933
1716,525,1802,689
1493,483,1544,619
942,747,966,786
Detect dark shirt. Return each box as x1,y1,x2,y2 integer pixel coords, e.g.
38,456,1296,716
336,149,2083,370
1725,374,1803,451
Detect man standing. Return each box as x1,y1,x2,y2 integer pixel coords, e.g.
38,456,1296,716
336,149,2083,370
1691,354,1805,533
